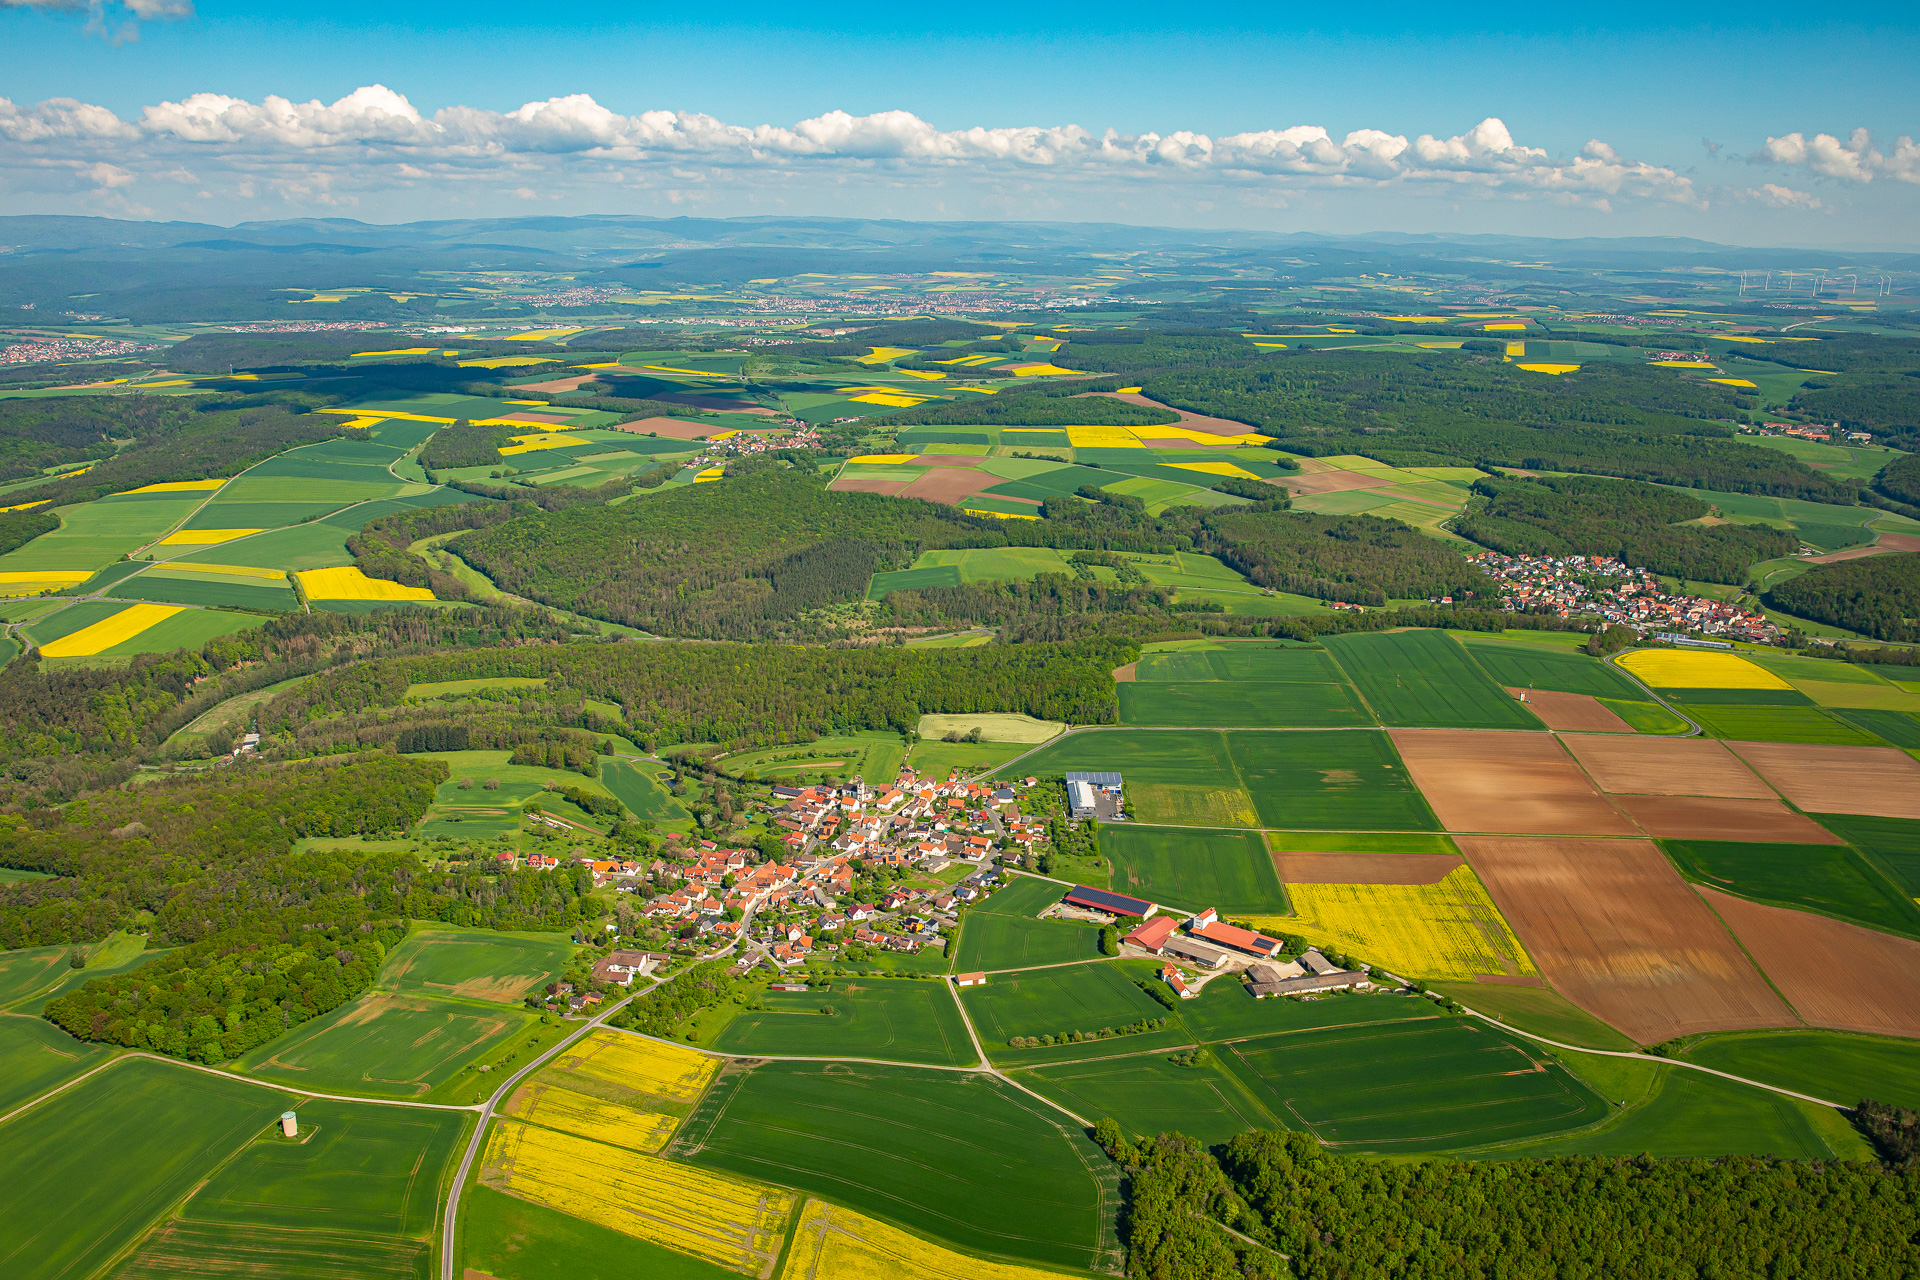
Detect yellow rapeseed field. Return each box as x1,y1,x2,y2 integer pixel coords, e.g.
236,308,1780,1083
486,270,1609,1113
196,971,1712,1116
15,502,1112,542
114,479,226,495
1649,360,1717,369
496,432,590,456
1066,428,1146,449
544,1030,718,1102
483,1121,790,1274
640,364,729,378
1166,461,1262,479
1618,649,1792,690
1709,378,1758,388
320,408,459,423
780,1200,1063,1280
1250,865,1536,981
507,328,588,340
854,346,918,364
899,369,947,380
1516,363,1580,375
963,508,1040,521
0,571,87,596
695,468,724,483
848,393,928,408
295,566,434,602
456,357,559,369
158,529,265,546
503,1081,677,1153
351,347,439,357
0,498,51,513
848,455,921,465
156,562,287,580
39,603,183,657
1008,363,1082,376
1506,342,1527,357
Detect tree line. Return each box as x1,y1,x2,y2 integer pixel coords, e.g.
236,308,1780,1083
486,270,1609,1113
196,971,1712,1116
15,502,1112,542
1767,554,1920,642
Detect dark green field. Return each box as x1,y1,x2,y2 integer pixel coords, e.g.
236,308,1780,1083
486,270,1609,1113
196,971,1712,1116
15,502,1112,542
1816,814,1920,896
458,1185,739,1280
1214,1012,1608,1152
1686,705,1880,744
1174,982,1436,1046
1834,708,1920,749
1458,637,1647,699
1325,631,1543,729
1005,729,1238,788
1015,1053,1277,1147
0,947,73,1008
1103,826,1288,914
675,1060,1119,1272
1204,645,1347,682
952,875,1105,972
1679,1030,1920,1111
1226,731,1439,831
711,977,975,1065
959,960,1169,1049
0,1014,111,1116
0,1058,291,1279
1118,680,1370,728
598,761,688,825
1429,983,1635,1052
1663,840,1920,938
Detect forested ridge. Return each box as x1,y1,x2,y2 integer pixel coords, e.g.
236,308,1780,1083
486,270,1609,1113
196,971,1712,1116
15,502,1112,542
1107,1126,1920,1280
1457,474,1800,583
1202,509,1491,605
1767,555,1920,642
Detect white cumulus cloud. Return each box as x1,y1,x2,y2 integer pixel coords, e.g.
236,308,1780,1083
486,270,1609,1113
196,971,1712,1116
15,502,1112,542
1753,128,1920,185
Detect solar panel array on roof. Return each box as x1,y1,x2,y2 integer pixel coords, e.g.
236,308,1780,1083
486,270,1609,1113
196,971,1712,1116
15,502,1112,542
1066,771,1123,789
1064,884,1155,916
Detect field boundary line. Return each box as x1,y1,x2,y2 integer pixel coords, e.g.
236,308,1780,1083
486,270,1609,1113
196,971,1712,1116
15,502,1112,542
1605,649,1703,737
602,1022,983,1073
1456,1006,1845,1109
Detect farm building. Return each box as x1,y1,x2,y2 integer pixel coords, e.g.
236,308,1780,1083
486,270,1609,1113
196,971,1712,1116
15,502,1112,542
1162,935,1231,970
1300,950,1344,977
1247,960,1306,984
591,949,658,986
1159,965,1197,999
1247,971,1366,999
1124,916,1178,953
955,972,988,988
1063,885,1157,918
1066,771,1124,820
1189,917,1283,961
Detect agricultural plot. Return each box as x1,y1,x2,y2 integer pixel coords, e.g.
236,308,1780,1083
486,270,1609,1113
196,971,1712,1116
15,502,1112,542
483,1119,792,1277
1665,840,1920,936
1326,631,1542,729
0,492,202,579
915,713,1062,743
1253,863,1536,981
1686,704,1880,744
1214,1013,1607,1152
459,1184,741,1280
1617,648,1793,692
1729,741,1920,819
713,978,976,1066
0,1014,110,1116
1430,982,1636,1051
908,738,1032,779
1228,731,1440,831
539,1030,718,1109
782,1198,1071,1280
1118,680,1369,728
960,960,1169,1050
0,945,75,1008
722,733,906,787
381,926,571,1004
426,750,620,811
238,991,532,1100
108,562,297,612
1391,730,1640,836
1680,1030,1920,1111
953,876,1106,972
0,1058,291,1280
1102,826,1287,914
600,760,690,826
501,1080,678,1156
1015,1053,1277,1148
1815,814,1920,896
675,1060,1120,1273
1618,794,1838,844
32,601,192,657
1003,729,1260,828
1702,887,1920,1040
1561,735,1775,797
1458,837,1794,1043
1458,635,1647,699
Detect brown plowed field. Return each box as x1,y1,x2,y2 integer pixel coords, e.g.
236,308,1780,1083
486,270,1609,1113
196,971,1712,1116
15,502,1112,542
1457,837,1796,1042
1808,533,1920,563
1281,470,1390,496
509,373,600,394
828,476,909,496
1112,662,1138,683
1507,688,1632,733
1271,851,1463,884
1390,730,1641,836
499,411,571,425
1701,886,1920,1038
1728,741,1920,819
910,455,985,468
1562,736,1776,797
1613,795,1843,843
900,468,1002,504
611,416,723,440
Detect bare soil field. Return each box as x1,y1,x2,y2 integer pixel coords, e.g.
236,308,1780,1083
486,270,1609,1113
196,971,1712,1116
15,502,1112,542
611,416,726,440
1728,741,1920,819
1507,688,1633,733
910,455,987,469
511,373,601,394
1112,663,1138,683
900,469,1003,504
1562,736,1776,798
1702,886,1920,1038
499,411,571,425
828,477,910,496
1457,836,1796,1042
1281,470,1392,496
1271,851,1463,885
1808,533,1920,564
1613,795,1843,843
1390,730,1641,836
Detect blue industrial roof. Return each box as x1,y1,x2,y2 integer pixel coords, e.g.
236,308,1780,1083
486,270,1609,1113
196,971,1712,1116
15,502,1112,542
1065,771,1123,787
1063,885,1154,916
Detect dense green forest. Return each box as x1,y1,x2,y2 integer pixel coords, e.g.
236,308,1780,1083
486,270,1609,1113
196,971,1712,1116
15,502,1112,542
879,382,1180,427
0,395,173,483
1767,554,1920,641
1058,331,1263,376
0,605,572,807
1106,1125,1920,1280
1792,377,1920,446
1871,453,1920,507
1202,509,1492,605
420,419,513,470
0,507,60,556
259,637,1133,758
11,756,602,1063
1457,475,1800,583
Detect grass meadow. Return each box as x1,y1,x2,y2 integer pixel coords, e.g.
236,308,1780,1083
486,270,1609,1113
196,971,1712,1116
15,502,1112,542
1118,680,1370,728
952,876,1105,972
1678,1030,1920,1112
1429,983,1636,1051
381,926,572,1004
599,761,689,827
237,990,534,1101
1102,825,1288,915
1457,635,1648,699
676,1060,1119,1272
712,977,976,1066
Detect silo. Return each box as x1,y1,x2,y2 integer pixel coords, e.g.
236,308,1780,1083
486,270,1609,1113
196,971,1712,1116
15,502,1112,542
281,1110,299,1138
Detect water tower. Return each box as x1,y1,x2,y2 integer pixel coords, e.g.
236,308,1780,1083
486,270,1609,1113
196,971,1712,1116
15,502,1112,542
280,1111,299,1138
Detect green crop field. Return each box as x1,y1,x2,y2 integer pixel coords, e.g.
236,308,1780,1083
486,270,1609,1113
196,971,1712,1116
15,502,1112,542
1214,1012,1608,1152
906,738,1032,779
423,751,618,809
953,876,1106,972
711,977,975,1065
1103,825,1288,914
458,1185,740,1280
598,761,689,826
98,605,274,655
1326,631,1543,729
1498,1053,1869,1161
1835,708,1920,747
1662,840,1920,938
1429,983,1636,1051
381,927,572,1004
722,733,906,787
21,599,132,648
0,947,76,1008
237,991,533,1100
960,960,1169,1049
1814,814,1920,896
675,1060,1119,1271
1265,830,1461,855
1679,1030,1920,1111
1685,704,1882,744
176,523,356,572
1003,729,1238,789
108,1099,470,1279
1457,636,1647,698
1201,645,1347,682
1597,698,1692,734
1015,1053,1277,1147
108,571,296,612
1118,680,1370,728
1227,731,1440,831
0,1015,111,1115
12,936,165,1016
0,494,200,574
0,1057,291,1279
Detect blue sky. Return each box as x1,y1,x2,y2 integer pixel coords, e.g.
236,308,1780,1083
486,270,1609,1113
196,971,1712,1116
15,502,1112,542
2,0,1914,242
